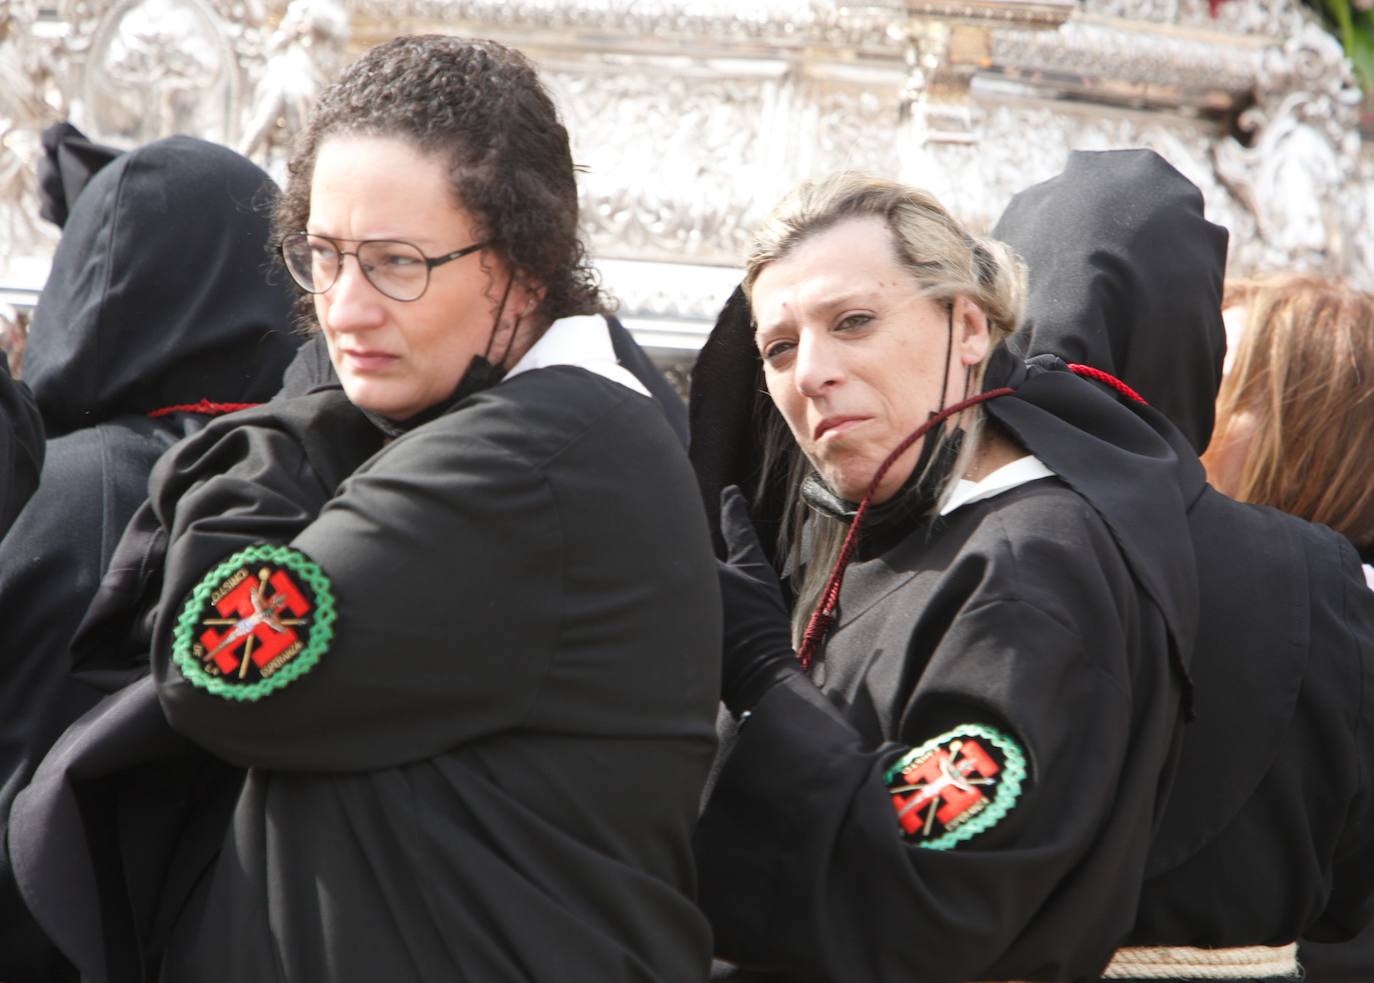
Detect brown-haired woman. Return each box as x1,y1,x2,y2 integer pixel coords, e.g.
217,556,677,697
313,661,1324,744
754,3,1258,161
1204,275,1374,566
10,34,720,983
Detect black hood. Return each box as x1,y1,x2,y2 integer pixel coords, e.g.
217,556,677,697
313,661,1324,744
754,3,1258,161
991,149,1229,454
25,135,300,437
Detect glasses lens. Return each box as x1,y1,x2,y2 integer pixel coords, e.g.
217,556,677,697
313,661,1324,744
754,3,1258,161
282,234,339,294
357,240,429,302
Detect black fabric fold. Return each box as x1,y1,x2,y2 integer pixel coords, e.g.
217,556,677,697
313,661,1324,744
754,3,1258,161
991,148,1227,455
983,353,1203,682
689,286,789,562
37,122,123,230
25,134,299,437
0,355,42,538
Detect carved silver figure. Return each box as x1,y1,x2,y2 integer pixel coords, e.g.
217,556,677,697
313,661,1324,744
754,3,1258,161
89,0,232,144
1214,23,1364,278
0,0,63,264
239,0,349,180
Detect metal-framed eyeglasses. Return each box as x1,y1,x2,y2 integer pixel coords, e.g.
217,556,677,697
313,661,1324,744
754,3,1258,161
280,232,490,303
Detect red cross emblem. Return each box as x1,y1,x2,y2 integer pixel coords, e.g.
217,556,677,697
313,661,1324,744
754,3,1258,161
174,545,336,701
887,735,1003,840
194,566,312,682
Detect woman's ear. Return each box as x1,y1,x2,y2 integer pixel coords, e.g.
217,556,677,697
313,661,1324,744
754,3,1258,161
954,296,990,366
514,273,547,320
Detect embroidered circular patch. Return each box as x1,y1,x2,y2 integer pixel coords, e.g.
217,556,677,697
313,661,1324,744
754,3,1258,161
171,544,335,702
883,723,1027,850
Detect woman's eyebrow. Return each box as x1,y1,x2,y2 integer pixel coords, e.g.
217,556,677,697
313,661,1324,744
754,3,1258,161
805,290,878,317
753,320,787,346
755,289,878,337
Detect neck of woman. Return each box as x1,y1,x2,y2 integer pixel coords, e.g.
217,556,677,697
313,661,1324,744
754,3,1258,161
962,427,1025,484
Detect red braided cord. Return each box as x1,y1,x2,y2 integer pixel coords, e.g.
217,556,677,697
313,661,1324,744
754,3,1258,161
147,399,260,419
796,386,1015,670
1066,364,1148,405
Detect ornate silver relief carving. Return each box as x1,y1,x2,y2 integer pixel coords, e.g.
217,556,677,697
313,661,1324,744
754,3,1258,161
1357,150,1374,289
0,1,65,264
909,98,1260,244
804,71,907,179
988,18,1262,101
1177,0,1308,35
1213,22,1365,280
348,0,902,50
1,0,1368,331
1084,0,1308,36
239,0,350,181
549,55,911,276
548,62,781,266
87,0,237,144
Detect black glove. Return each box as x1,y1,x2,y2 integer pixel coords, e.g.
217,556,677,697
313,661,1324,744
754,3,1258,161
719,485,805,717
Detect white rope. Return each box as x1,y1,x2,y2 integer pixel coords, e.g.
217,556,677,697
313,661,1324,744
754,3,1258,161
1100,943,1299,979
971,942,1299,982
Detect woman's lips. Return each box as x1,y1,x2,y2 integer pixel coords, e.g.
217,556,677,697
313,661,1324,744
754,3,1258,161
814,416,869,441
342,349,399,372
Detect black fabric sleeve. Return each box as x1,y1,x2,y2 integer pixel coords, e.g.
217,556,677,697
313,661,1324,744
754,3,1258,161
696,515,1179,983
152,412,563,772
0,354,43,537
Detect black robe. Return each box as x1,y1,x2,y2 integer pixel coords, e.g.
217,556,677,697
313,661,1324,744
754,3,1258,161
994,149,1374,971
10,322,717,983
0,135,299,981
697,477,1185,982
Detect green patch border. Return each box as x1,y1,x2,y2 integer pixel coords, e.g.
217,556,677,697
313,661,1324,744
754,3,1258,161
171,544,336,702
883,723,1027,850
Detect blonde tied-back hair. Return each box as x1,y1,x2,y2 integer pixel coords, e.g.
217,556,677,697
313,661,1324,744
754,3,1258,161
1208,275,1374,555
744,173,1026,641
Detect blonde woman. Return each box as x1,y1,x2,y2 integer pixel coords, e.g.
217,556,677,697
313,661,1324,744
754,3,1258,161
689,172,1206,982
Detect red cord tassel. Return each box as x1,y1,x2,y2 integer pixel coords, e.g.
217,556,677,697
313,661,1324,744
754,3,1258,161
797,362,1146,670
796,386,1015,670
1066,364,1147,405
147,399,259,418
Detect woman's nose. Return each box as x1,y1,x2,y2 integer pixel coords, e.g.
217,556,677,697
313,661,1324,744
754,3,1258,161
793,334,841,397
323,261,385,333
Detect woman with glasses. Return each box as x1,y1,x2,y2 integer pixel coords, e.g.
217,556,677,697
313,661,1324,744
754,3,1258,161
21,34,720,983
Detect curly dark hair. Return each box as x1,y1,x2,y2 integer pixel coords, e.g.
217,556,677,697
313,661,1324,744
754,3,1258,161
274,34,606,329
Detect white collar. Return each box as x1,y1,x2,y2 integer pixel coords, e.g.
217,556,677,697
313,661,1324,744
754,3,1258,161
939,454,1056,516
503,315,650,397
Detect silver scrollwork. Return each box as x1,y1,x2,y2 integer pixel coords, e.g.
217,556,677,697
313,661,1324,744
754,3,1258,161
0,0,1367,331
1213,21,1365,280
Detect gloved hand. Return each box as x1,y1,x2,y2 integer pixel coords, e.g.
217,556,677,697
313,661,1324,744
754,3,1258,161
719,485,805,717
